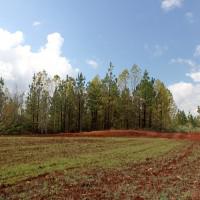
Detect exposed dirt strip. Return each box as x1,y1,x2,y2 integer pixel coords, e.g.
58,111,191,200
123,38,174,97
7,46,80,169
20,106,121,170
59,130,200,141
2,130,200,141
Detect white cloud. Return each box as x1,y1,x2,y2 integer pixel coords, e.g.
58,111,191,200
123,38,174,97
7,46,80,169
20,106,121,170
86,59,98,69
32,21,41,27
0,28,78,91
194,45,200,57
186,72,200,82
0,29,23,51
185,12,194,24
161,0,184,11
170,58,199,70
144,44,168,57
169,82,200,114
169,45,200,114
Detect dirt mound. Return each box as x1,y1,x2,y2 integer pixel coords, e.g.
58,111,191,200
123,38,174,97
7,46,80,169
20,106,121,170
60,130,200,141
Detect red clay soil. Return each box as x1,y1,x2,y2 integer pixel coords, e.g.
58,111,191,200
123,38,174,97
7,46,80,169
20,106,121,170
59,130,200,141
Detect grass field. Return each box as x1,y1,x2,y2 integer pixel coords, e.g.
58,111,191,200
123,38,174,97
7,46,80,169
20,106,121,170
1,134,200,199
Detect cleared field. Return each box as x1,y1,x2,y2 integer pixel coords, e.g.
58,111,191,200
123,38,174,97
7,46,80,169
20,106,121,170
1,135,200,199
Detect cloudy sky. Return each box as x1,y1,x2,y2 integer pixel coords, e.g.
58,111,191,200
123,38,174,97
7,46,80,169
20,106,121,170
0,0,199,114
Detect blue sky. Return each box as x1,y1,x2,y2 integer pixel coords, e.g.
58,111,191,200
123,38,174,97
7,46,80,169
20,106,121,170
0,0,200,113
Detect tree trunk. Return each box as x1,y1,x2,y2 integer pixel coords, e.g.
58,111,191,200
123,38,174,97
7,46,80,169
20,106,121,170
149,108,152,128
37,95,40,132
78,95,81,132
143,103,146,128
138,103,141,129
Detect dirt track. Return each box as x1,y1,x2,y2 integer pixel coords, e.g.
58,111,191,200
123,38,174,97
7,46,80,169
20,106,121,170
60,130,200,141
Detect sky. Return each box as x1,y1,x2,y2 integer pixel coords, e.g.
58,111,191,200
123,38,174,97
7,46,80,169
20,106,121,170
0,0,199,114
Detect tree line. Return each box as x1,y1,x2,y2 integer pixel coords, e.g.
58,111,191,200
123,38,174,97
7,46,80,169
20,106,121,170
0,63,199,134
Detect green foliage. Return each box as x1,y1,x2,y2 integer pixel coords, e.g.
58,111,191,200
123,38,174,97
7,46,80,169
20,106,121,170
75,73,86,132
153,80,175,130
0,77,5,119
176,110,188,125
25,71,51,133
101,62,119,129
87,76,102,130
136,70,155,128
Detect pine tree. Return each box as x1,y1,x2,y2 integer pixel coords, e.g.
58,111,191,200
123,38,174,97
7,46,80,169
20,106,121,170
26,71,51,133
87,76,102,130
102,62,119,129
75,73,85,132
137,70,154,128
153,80,176,130
118,69,132,129
0,78,5,120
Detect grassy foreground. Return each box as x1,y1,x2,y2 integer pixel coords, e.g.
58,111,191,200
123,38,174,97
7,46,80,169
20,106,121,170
1,136,200,199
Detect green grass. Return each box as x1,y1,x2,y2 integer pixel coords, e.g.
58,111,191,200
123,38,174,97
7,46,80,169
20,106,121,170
0,136,186,185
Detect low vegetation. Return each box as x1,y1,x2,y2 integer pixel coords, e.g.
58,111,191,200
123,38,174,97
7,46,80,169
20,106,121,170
0,136,181,185
1,135,200,199
0,137,200,199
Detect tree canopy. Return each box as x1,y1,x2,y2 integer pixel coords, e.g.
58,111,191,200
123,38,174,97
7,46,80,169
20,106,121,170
0,63,199,134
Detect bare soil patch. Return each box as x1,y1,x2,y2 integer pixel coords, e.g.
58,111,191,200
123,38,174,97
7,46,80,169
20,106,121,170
60,129,200,141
